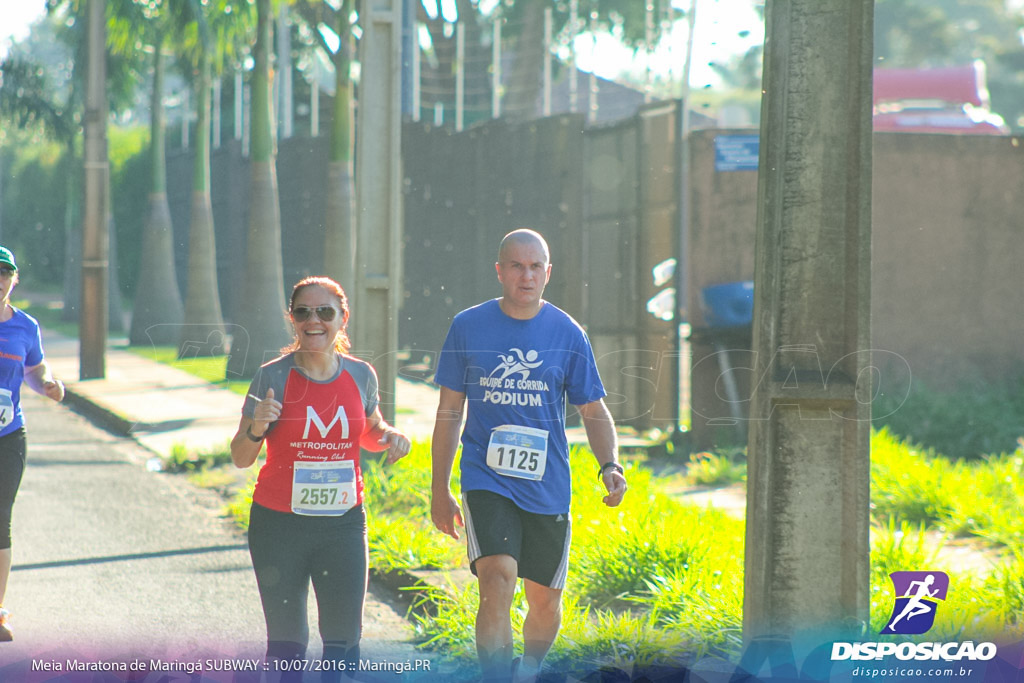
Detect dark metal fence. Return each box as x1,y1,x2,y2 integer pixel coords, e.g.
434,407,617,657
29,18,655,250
165,104,685,430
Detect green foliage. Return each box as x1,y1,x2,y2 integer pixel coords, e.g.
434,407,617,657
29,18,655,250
368,514,465,572
550,603,694,671
362,444,465,572
685,448,746,487
225,469,257,530
162,440,233,473
874,377,1024,461
986,546,1024,630
870,428,954,525
110,125,153,296
0,141,69,287
411,580,482,664
0,124,151,296
872,428,1024,547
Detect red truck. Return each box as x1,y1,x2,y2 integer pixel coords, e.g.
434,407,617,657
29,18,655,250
873,61,1009,134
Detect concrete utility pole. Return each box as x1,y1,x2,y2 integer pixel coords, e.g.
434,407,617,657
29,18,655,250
354,0,403,424
81,0,109,379
743,0,873,648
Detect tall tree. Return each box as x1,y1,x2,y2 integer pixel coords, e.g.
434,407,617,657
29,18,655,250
174,0,255,357
226,0,290,378
126,17,186,346
294,0,357,288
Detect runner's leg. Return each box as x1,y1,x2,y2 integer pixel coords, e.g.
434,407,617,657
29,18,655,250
310,505,367,683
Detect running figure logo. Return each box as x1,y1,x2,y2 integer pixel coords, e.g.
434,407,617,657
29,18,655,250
881,571,949,635
490,349,543,381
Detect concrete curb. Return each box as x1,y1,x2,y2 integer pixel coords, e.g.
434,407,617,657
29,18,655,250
61,385,135,437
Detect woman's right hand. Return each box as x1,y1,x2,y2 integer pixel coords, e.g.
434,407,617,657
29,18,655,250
251,387,282,436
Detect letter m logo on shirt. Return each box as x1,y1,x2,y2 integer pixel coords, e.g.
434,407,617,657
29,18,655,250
303,405,350,439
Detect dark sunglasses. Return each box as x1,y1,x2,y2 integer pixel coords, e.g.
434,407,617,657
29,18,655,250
0,267,15,277
291,305,338,322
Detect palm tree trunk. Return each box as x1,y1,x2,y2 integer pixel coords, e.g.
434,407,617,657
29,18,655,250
179,45,228,357
225,0,289,378
323,0,355,290
503,0,545,122
130,35,185,346
61,137,82,322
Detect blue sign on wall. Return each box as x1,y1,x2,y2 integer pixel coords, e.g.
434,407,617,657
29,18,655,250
714,135,760,172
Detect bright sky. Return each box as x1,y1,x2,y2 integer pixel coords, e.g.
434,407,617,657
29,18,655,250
0,0,47,61
575,0,764,90
0,0,763,88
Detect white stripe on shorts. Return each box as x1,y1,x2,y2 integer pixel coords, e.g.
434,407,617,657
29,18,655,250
550,517,571,590
462,492,482,563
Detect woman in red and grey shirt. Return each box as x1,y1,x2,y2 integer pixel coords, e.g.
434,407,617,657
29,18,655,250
230,276,410,680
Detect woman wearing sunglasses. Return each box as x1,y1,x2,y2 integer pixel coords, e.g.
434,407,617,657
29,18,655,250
230,276,411,680
0,246,65,642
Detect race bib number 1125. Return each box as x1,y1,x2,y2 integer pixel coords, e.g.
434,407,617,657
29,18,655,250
486,425,549,481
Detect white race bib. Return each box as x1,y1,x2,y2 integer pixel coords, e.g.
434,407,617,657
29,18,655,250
486,425,549,481
0,389,13,427
291,460,357,515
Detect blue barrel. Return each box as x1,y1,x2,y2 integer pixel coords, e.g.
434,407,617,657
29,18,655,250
700,281,754,327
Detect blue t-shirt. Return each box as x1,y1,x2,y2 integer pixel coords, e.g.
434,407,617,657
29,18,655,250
0,308,45,437
434,299,605,515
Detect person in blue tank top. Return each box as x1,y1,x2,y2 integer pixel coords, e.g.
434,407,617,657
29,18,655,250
0,246,66,642
431,229,628,682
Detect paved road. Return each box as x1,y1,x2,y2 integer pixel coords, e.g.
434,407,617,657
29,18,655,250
0,392,440,680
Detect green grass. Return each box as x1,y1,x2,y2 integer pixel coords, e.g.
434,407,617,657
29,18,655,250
873,377,1024,460
161,440,234,473
684,447,747,487
13,298,79,338
128,345,250,395
872,428,1024,547
150,358,1024,672
410,437,1024,670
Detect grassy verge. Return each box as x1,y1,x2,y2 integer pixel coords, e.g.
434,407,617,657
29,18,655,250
163,428,1024,671
128,346,251,395
872,427,1024,547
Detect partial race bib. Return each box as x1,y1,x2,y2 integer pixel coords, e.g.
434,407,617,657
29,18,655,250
486,425,549,481
291,460,357,515
0,389,13,427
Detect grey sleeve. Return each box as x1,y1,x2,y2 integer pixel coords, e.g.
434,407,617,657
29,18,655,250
241,357,293,418
344,358,380,417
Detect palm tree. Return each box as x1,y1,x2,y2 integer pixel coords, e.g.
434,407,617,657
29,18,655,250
173,0,254,357
128,27,186,346
226,0,290,378
323,0,356,289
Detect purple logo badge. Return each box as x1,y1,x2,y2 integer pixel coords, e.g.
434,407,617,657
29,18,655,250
881,571,949,635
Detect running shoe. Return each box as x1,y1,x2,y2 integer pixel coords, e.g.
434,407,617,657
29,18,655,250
0,608,11,641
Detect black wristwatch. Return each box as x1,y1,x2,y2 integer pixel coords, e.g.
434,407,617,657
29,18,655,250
598,461,624,479
246,424,267,442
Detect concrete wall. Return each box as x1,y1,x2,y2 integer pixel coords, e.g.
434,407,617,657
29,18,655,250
688,128,1024,449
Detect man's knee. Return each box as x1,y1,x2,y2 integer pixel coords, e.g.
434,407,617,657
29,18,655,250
476,554,518,607
524,582,562,619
